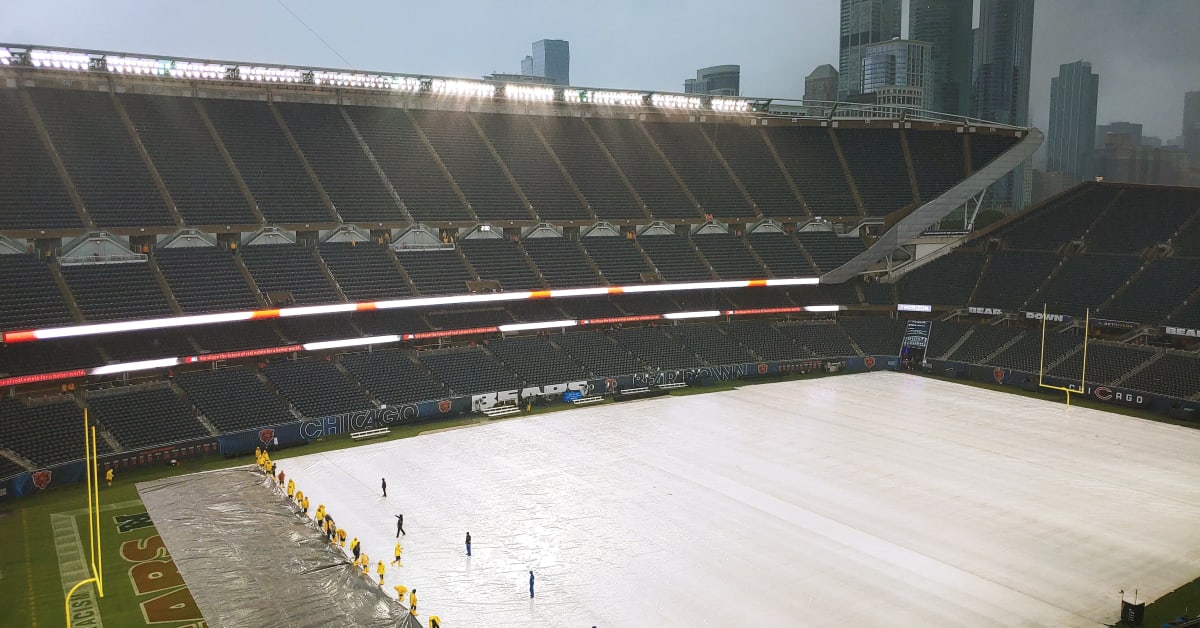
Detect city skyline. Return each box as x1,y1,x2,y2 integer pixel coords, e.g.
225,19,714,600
1046,60,1099,183
0,0,1196,140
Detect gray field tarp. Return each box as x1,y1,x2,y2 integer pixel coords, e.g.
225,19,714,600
138,466,422,628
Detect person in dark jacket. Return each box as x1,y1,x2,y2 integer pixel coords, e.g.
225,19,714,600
395,513,405,537
465,531,471,556
381,477,387,497
529,571,535,598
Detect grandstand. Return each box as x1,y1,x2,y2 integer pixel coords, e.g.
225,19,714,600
1,41,1198,628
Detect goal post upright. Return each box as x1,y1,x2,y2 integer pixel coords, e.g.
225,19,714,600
1037,304,1091,408
66,409,103,628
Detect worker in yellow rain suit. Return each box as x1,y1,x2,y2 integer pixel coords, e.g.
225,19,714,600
391,540,403,567
286,479,295,499
105,467,114,487
393,584,407,602
377,560,386,585
409,589,417,616
350,537,360,562
300,495,310,516
336,528,347,547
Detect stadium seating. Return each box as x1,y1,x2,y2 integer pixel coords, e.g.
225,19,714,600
946,325,1023,364
1028,253,1142,317
860,281,895,305
610,326,703,369
118,93,256,226
895,249,986,307
418,347,520,395
580,236,652,284
340,349,447,406
969,133,1020,171
1171,214,1200,257
274,102,402,224
724,320,813,361
0,254,74,331
1048,341,1155,385
1099,257,1200,324
240,244,341,305
839,317,906,356
29,89,173,227
763,127,860,217
61,262,173,321
796,231,865,272
409,110,530,222
0,91,82,230
586,117,699,220
318,242,412,302
190,322,281,352
778,320,858,358
97,330,193,363
556,297,625,319
201,99,332,225
176,367,294,433
970,251,1061,311
276,316,358,343
1121,353,1200,399
393,249,474,295
155,247,260,313
526,116,644,221
487,335,589,385
707,125,804,219
1171,299,1200,329
0,456,27,481
0,340,104,377
0,397,91,466
523,238,604,288
425,308,513,329
667,323,758,364
835,128,913,216
637,235,715,282
343,105,471,223
88,385,210,449
264,358,373,418
747,232,816,277
475,113,589,221
1001,184,1111,250
691,233,765,280
1084,188,1200,254
924,320,975,359
985,330,1082,374
906,130,967,202
554,331,647,377
641,121,755,218
458,238,543,290
353,310,431,336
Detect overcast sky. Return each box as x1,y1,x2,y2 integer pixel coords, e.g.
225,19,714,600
1,0,1197,140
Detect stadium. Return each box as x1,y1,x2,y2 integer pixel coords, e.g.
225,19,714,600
0,43,1198,627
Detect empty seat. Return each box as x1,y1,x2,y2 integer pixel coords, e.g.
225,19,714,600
176,367,294,433
637,235,713,282
0,397,98,466
691,233,765,280
796,231,865,273
970,251,1060,311
61,262,173,321
946,325,1022,364
642,121,754,219
88,385,209,449
488,335,588,385
581,236,653,285
319,242,412,302
264,358,373,418
156,247,259,313
554,330,647,377
747,232,817,277
587,118,698,220
475,113,589,221
418,347,520,396
762,126,859,217
839,317,906,356
523,238,605,288
778,321,859,357
240,244,340,305
611,326,703,369
708,125,804,219
0,254,74,330
528,115,643,221
341,350,446,406
0,91,80,230
896,250,986,307
906,130,967,202
832,128,912,217
394,249,473,295
458,239,543,290
667,323,757,364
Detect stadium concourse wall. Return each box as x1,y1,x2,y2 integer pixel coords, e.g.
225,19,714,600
0,356,899,499
927,359,1200,419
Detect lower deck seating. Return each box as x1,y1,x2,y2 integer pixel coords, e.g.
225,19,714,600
553,331,646,377
637,235,713,282
88,385,210,449
0,397,94,467
723,320,812,361
777,321,858,358
925,321,975,360
394,249,474,295
797,232,865,272
610,327,703,369
240,245,340,305
264,359,373,418
839,317,905,356
487,336,588,385
0,255,74,331
985,331,1082,374
1047,341,1154,385
581,237,652,285
176,367,294,433
62,262,174,321
946,325,1022,364
666,323,757,365
340,350,446,406
459,239,543,291
1121,353,1200,399
418,347,520,395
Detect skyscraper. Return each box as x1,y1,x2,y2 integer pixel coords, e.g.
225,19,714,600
683,65,741,96
838,0,902,100
524,40,569,86
1095,122,1142,150
1184,91,1200,162
861,39,932,112
804,64,839,103
908,0,973,115
973,0,1035,209
1046,61,1099,183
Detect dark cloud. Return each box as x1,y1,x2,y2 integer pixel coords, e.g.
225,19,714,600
0,0,1193,139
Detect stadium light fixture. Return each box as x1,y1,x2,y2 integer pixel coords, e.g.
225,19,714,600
710,97,750,113
302,335,400,351
91,357,180,376
430,79,495,98
0,48,11,65
567,90,645,106
106,55,170,76
239,65,304,83
650,93,702,109
506,84,554,102
30,49,89,71
663,310,721,320
498,320,578,332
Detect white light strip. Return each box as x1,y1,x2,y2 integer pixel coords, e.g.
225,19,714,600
302,335,400,351
896,303,932,312
804,305,842,312
506,84,554,101
374,291,535,310
651,93,702,109
766,278,820,286
430,79,494,97
621,280,750,293
33,311,253,340
498,320,578,333
278,303,359,317
547,287,612,298
30,49,90,71
90,357,180,375
663,310,721,320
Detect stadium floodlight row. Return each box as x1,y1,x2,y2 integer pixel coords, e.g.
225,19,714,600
0,304,838,388
1,276,819,343
0,42,1030,126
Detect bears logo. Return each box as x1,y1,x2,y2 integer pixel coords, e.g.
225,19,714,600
605,379,617,394
757,363,768,375
863,356,876,369
32,470,52,490
437,399,452,414
258,428,275,445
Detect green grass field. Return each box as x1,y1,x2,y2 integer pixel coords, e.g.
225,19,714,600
0,370,1195,627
